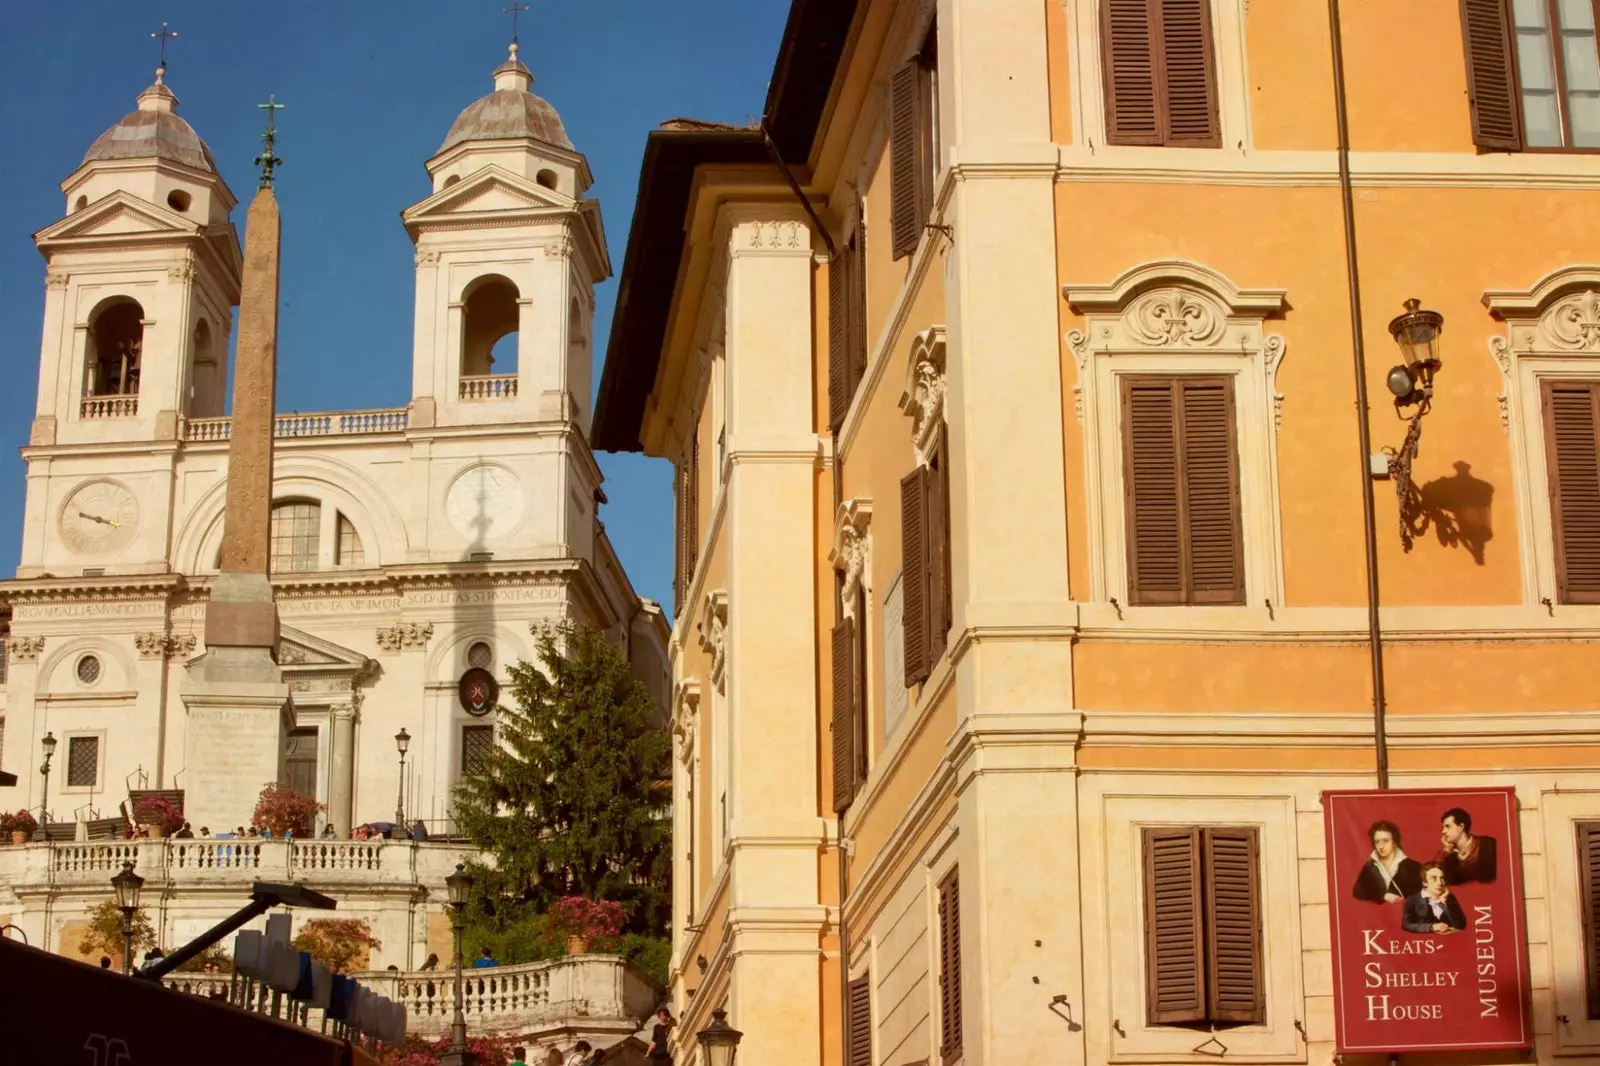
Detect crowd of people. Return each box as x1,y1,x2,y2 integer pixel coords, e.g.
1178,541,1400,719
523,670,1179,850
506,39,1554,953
502,1008,676,1065
125,819,436,841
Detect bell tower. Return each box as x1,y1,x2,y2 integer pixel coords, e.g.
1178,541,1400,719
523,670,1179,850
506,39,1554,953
31,66,241,450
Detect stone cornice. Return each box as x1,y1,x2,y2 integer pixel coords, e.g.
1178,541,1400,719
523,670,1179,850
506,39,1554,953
0,572,186,605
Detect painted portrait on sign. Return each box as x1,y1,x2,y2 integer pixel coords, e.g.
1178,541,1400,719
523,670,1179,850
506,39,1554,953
1322,787,1529,1055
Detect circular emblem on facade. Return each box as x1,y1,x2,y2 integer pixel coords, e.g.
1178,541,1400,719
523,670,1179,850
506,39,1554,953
459,667,499,717
444,464,525,543
59,479,140,556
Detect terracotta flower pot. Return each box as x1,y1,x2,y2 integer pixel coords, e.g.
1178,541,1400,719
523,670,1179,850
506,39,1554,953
565,934,589,956
143,823,166,840
10,830,26,845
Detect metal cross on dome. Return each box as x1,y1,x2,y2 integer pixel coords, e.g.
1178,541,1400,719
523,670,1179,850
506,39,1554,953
151,21,178,76
503,1,531,44
254,95,284,189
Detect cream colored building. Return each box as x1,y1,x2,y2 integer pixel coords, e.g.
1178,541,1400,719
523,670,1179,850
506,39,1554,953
0,50,668,969
595,0,1600,1064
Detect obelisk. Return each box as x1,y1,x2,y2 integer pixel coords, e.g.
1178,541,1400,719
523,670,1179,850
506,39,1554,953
181,100,294,834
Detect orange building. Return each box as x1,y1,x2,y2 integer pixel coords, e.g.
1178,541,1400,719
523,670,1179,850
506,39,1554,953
593,1,1600,1063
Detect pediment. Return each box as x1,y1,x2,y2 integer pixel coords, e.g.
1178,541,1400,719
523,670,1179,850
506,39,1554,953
36,191,198,244
402,165,570,227
277,626,372,672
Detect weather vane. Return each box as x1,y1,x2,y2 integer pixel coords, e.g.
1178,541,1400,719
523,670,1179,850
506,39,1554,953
503,2,531,45
254,95,284,189
151,21,178,80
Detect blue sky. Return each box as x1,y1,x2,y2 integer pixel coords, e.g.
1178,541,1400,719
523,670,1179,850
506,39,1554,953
0,1,790,615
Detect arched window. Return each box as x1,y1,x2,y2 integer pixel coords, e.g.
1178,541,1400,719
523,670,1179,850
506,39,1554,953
269,500,321,573
190,318,223,417
336,514,365,568
461,275,519,378
86,299,144,397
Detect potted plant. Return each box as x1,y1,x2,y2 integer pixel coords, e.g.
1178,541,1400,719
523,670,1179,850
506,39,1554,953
546,895,625,956
132,795,183,839
7,810,37,845
251,782,325,838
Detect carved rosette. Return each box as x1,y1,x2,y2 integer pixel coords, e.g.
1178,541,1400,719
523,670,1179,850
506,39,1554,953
1126,288,1226,347
1542,289,1600,350
830,499,874,621
135,632,198,659
376,622,434,653
542,235,574,259
44,272,69,290
5,635,44,662
898,326,948,461
696,591,729,692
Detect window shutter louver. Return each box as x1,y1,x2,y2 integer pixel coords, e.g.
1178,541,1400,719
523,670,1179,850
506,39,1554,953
1180,379,1244,604
1159,0,1221,146
939,870,963,1063
1143,827,1206,1024
687,435,701,584
674,466,685,611
890,61,921,259
847,974,873,1066
1544,382,1600,604
1103,0,1162,144
832,618,857,813
901,468,930,684
1579,822,1600,1019
1202,827,1264,1024
850,226,868,389
1459,0,1524,150
926,454,950,664
1124,379,1186,604
829,248,852,432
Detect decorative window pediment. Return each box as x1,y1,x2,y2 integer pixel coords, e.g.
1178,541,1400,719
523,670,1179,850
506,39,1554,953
829,498,874,621
898,326,947,463
1063,260,1288,607
696,589,728,691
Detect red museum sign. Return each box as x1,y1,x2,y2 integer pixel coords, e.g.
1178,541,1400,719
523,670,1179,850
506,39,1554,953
1322,787,1531,1053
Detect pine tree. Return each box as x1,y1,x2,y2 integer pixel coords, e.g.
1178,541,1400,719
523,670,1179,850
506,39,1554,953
453,622,671,935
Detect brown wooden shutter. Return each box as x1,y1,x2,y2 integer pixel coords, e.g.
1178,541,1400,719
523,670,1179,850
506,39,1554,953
1123,376,1242,606
901,468,931,684
1202,827,1264,1024
927,443,951,662
847,974,873,1066
1142,827,1206,1024
1543,382,1600,604
850,227,868,389
688,434,701,580
674,464,685,611
1124,378,1186,604
1159,0,1221,146
1104,0,1219,147
829,247,852,432
1577,822,1600,1018
831,618,857,813
1181,379,1244,604
1460,0,1524,150
1103,0,1161,144
939,869,963,1063
890,61,921,259
852,586,870,785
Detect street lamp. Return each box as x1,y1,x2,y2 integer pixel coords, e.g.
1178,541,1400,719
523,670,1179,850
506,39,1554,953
111,861,144,976
390,727,411,840
34,732,57,841
440,863,475,1066
1385,297,1445,410
697,1008,743,1066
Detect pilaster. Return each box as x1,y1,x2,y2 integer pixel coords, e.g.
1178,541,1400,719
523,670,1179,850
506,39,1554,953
329,703,357,836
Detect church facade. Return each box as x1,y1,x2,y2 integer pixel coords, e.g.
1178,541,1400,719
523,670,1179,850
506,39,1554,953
0,49,667,962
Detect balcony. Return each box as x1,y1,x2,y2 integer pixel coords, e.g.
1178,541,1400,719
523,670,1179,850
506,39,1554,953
459,375,518,400
1,837,474,891
164,954,662,1044
184,407,410,443
81,395,138,419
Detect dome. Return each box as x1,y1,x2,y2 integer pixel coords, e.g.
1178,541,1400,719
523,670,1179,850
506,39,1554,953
438,48,574,155
83,76,216,174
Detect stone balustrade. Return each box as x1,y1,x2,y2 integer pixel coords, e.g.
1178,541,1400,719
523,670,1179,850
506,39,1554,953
184,407,409,442
81,395,138,419
459,374,518,400
163,955,663,1043
0,838,474,890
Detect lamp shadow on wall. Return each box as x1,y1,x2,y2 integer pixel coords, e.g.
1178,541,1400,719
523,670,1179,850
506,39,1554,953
1402,460,1494,565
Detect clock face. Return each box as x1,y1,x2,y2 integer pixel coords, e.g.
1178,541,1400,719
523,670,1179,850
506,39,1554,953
60,480,139,556
445,464,525,543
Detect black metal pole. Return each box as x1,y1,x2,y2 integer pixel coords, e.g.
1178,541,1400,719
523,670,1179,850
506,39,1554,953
34,759,51,841
1327,0,1391,789
121,911,133,977
140,896,272,981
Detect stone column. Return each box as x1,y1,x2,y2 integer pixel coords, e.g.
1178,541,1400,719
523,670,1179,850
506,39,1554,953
329,703,357,836
181,185,292,834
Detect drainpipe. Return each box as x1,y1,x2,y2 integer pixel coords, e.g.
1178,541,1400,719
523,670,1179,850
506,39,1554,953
1327,0,1391,789
758,115,853,1066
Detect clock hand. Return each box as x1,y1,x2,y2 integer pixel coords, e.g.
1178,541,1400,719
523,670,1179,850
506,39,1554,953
77,511,121,530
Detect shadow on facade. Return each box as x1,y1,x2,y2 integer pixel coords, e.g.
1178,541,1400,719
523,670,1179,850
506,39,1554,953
1403,460,1495,566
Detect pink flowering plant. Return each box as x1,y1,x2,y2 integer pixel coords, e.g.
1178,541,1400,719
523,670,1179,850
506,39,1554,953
132,795,184,833
544,895,626,950
379,1033,513,1066
5,809,38,836
251,782,326,836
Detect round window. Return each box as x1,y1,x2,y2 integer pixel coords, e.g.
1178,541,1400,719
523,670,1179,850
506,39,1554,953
467,641,492,669
166,189,192,213
76,655,102,685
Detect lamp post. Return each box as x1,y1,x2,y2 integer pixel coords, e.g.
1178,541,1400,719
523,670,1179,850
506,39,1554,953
390,727,411,840
1380,298,1447,554
34,732,56,841
111,860,144,976
696,1007,743,1066
440,862,475,1066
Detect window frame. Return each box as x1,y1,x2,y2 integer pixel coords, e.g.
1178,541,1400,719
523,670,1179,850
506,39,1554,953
1515,0,1600,152
269,499,322,574
1099,0,1222,149
459,724,494,779
61,731,105,793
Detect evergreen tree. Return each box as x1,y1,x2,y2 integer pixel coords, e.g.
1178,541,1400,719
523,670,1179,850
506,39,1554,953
453,622,671,935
